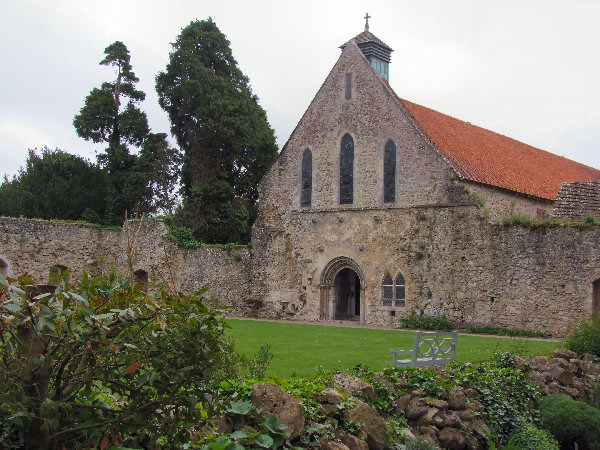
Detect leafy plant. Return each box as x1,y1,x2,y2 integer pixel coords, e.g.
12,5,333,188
564,314,600,357
404,434,441,449
505,422,559,450
581,213,600,228
539,394,600,449
399,312,450,330
0,271,237,448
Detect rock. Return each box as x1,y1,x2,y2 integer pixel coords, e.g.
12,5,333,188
318,438,350,450
317,388,345,405
515,355,531,372
456,409,475,422
319,403,339,417
441,412,461,428
467,400,485,413
395,394,412,414
532,355,548,369
438,427,468,450
583,353,597,363
553,348,578,361
426,398,449,410
528,371,545,389
548,363,574,386
416,426,438,440
340,433,369,450
414,408,441,427
448,387,468,410
250,383,305,440
345,401,389,450
331,373,375,399
405,405,429,420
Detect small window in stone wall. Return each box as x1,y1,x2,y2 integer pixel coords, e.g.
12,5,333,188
384,139,396,203
382,273,393,307
395,273,406,307
382,272,406,308
345,73,352,100
301,148,312,207
340,133,354,204
49,264,69,285
134,269,149,291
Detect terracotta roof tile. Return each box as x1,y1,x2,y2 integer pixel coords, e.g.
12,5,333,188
399,99,600,200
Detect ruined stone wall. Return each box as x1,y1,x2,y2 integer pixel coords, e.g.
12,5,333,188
461,180,553,219
0,217,252,313
251,204,600,337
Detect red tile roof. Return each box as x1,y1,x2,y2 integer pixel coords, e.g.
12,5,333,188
400,99,600,200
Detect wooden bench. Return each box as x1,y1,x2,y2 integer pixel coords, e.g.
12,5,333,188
390,330,458,368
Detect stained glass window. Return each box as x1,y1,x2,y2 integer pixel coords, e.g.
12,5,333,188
384,140,396,203
340,134,354,204
382,273,393,307
301,149,312,207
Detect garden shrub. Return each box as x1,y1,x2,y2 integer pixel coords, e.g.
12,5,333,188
0,271,239,448
399,312,450,330
539,394,600,449
505,422,559,450
564,314,600,357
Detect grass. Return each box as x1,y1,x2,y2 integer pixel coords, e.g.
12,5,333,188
225,319,559,378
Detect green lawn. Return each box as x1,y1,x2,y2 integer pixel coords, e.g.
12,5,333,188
225,319,560,378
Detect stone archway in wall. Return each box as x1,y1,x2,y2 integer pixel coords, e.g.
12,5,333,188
320,256,366,322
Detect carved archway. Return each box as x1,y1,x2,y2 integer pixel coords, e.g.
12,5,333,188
320,256,366,322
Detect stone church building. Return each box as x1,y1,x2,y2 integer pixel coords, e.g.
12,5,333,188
250,24,600,334
1,25,600,336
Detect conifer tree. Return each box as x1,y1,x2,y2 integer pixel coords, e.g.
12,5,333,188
156,19,278,243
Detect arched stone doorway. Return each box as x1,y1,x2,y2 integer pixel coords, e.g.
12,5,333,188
320,256,366,322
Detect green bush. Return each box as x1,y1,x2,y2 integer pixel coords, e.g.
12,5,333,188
399,312,450,330
564,314,600,357
467,326,547,338
506,422,559,450
539,394,600,449
0,272,239,448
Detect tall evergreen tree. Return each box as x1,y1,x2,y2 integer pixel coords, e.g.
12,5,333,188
0,148,107,222
74,41,153,223
156,19,278,243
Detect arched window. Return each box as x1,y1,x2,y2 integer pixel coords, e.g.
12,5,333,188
384,140,396,203
395,273,406,307
301,148,312,207
382,271,406,307
382,273,393,307
340,134,354,204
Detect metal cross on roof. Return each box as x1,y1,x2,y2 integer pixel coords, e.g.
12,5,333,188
364,13,371,31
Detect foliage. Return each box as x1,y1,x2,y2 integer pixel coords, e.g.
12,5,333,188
74,41,179,223
494,214,588,229
245,345,274,379
0,272,237,448
391,353,540,443
0,147,106,223
581,213,600,228
156,18,278,244
349,364,398,414
399,312,450,330
505,422,559,450
565,313,600,357
404,434,441,450
467,326,548,338
539,394,600,449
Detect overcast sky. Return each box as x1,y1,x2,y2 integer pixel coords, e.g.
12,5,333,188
1,0,599,179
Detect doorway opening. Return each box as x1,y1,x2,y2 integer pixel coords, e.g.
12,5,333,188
334,268,361,320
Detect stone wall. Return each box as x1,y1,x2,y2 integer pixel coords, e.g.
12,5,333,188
460,180,553,219
0,217,252,313
251,203,600,337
